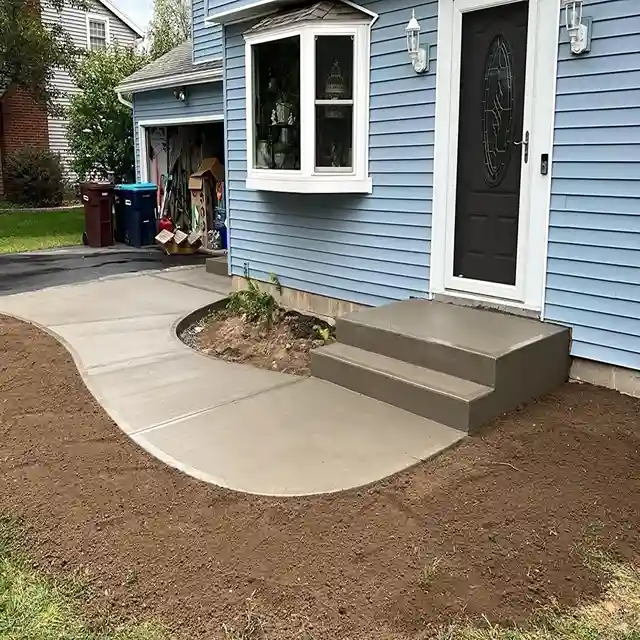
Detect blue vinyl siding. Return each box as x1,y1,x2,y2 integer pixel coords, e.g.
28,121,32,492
132,83,224,181
546,0,640,371
224,0,435,306
193,0,222,62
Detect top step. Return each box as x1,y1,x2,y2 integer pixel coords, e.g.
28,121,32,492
337,299,570,388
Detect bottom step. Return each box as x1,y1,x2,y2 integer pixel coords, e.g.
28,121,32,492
205,256,228,277
311,342,494,433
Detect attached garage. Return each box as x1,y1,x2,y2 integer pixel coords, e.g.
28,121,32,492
117,40,226,252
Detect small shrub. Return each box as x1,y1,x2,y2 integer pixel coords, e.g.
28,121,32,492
5,148,65,207
227,267,281,326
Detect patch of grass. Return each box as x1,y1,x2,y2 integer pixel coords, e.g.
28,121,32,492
436,554,640,640
0,514,167,640
0,207,84,253
421,556,444,591
222,593,266,640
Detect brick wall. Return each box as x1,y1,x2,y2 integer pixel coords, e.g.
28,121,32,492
0,88,50,198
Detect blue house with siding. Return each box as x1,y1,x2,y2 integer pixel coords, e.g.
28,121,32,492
118,0,640,398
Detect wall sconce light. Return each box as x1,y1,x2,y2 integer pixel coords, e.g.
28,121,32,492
173,87,187,102
405,10,428,74
563,0,592,55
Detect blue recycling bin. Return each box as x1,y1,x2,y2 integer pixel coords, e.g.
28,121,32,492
114,183,158,247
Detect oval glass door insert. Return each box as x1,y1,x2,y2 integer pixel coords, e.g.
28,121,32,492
482,34,514,186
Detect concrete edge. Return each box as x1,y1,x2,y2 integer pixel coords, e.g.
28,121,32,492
131,422,467,498
173,298,229,337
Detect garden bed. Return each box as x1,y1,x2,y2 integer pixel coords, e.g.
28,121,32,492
181,306,333,376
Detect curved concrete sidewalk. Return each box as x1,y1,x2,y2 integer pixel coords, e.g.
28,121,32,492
0,266,463,496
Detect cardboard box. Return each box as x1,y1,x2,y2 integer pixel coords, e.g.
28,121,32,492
155,228,200,255
189,158,225,239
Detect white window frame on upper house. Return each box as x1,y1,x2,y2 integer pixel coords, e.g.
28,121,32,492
86,13,111,51
244,20,373,194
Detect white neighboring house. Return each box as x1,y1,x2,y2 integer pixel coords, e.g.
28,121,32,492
41,0,144,172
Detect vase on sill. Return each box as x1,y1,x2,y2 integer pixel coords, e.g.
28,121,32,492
256,141,270,168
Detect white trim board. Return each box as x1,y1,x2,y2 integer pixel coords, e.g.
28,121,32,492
97,0,144,37
207,0,378,26
430,0,559,313
117,68,223,94
137,115,225,183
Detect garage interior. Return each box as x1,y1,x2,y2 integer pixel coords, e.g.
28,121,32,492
145,122,226,253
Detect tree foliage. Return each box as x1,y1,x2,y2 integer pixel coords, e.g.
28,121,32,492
148,0,190,60
67,46,148,184
0,0,84,112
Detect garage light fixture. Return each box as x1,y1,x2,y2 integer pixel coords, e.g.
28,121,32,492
563,0,591,55
173,87,187,102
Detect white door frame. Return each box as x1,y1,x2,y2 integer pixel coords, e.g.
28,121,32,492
137,115,225,182
430,0,559,313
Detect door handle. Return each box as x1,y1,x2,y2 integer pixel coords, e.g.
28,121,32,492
514,131,530,163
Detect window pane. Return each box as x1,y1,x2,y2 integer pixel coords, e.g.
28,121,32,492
90,20,106,38
316,35,353,100
252,36,301,170
315,105,353,169
89,20,106,50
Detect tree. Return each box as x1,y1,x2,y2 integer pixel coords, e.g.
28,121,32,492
0,0,83,112
67,46,148,183
148,0,190,60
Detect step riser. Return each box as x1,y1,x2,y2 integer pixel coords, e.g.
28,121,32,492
495,329,571,409
205,257,228,277
311,350,486,432
337,318,497,387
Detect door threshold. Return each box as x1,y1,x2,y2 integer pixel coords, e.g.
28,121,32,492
433,292,540,320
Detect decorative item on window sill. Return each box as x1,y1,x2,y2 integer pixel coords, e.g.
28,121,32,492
324,61,346,119
563,0,591,55
271,93,295,126
405,10,428,74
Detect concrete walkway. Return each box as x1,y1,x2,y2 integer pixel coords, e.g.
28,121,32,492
0,266,464,496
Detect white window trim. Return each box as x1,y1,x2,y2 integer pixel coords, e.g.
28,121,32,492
86,13,111,51
244,21,373,194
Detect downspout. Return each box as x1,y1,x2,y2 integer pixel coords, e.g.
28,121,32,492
117,91,133,109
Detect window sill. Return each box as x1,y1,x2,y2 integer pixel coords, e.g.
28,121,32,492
246,175,372,194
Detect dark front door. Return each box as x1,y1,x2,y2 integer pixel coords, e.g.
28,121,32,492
453,0,529,286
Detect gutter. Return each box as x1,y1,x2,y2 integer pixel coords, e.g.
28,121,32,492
117,92,133,109
116,67,223,95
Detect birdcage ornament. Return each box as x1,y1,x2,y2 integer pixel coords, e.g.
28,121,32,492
324,61,346,119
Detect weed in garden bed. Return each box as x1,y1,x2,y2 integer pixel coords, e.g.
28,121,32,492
183,270,335,375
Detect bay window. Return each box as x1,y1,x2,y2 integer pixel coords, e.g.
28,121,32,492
244,20,372,193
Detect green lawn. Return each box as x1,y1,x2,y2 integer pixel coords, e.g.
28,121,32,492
0,207,85,254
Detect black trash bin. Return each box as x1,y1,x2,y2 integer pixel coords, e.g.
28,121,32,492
80,182,114,247
113,183,158,247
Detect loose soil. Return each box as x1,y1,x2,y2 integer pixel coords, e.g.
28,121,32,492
1,314,639,639
181,309,333,376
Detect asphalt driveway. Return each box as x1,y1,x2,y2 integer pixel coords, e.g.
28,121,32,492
0,246,206,295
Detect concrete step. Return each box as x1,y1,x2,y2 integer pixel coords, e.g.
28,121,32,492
205,256,228,277
311,342,494,432
337,299,570,390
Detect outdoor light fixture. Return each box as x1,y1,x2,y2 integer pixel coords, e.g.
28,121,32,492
563,0,591,55
173,87,187,102
405,10,428,73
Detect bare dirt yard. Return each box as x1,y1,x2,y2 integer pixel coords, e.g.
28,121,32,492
1,314,639,639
